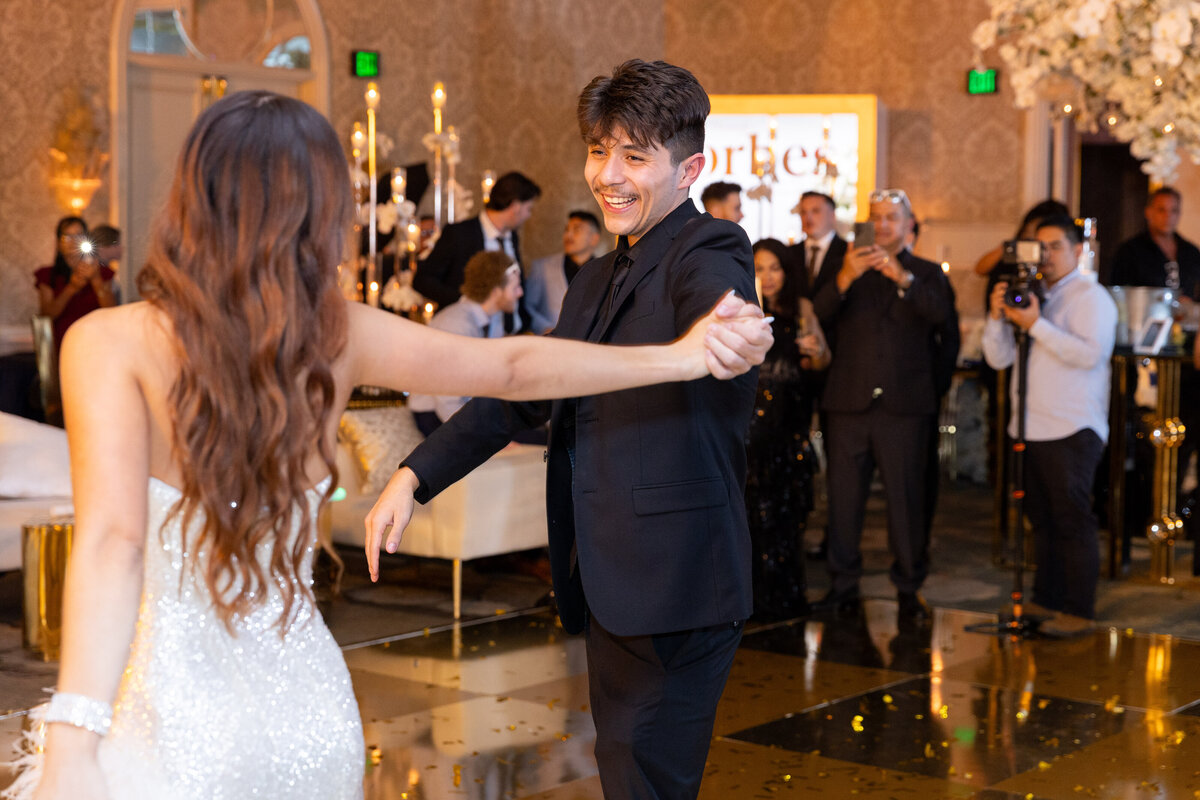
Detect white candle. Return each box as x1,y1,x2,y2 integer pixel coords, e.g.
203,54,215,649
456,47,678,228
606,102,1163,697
391,167,406,205
431,82,446,134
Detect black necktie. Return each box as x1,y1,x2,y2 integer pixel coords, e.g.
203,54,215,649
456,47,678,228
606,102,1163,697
606,254,632,313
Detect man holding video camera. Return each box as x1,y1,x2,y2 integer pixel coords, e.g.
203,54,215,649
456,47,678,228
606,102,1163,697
983,215,1116,637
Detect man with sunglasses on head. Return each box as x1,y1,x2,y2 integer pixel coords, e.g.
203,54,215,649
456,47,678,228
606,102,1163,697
811,188,952,625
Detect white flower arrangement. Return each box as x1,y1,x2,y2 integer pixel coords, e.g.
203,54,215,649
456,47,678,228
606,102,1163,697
974,0,1200,181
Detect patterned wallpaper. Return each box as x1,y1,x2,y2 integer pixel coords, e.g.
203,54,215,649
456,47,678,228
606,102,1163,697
0,0,1022,327
0,0,116,327
664,0,1025,226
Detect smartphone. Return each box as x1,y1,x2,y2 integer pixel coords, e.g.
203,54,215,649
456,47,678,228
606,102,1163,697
853,221,875,249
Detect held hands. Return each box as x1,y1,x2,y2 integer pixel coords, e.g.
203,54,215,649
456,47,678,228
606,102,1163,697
989,281,1040,331
690,290,774,380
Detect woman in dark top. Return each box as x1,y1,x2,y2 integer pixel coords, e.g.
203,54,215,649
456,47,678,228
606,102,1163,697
746,238,830,620
34,216,117,349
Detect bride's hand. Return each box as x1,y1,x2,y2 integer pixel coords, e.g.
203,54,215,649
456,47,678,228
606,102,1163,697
34,749,111,800
680,291,773,380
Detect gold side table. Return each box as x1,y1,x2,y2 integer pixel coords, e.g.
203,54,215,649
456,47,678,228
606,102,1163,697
1108,348,1190,583
22,516,74,661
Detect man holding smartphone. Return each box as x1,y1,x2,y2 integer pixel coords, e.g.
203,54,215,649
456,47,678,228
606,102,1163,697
812,188,952,624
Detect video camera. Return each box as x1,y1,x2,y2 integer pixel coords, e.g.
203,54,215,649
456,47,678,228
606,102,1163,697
999,239,1043,309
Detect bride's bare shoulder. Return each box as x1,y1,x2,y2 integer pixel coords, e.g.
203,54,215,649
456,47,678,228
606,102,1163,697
61,302,174,365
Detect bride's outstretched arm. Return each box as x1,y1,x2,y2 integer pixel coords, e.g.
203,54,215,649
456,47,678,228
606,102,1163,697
347,290,771,403
34,311,149,799
357,291,773,579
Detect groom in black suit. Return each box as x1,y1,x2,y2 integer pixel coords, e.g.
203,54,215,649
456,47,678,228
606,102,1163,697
369,59,768,799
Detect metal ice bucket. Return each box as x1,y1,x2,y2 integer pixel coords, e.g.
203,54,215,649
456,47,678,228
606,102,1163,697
1108,285,1174,346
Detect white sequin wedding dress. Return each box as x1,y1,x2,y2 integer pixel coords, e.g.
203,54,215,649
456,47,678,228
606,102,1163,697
5,476,364,800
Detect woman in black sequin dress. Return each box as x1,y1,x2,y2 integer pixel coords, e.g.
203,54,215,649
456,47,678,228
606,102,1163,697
746,238,830,620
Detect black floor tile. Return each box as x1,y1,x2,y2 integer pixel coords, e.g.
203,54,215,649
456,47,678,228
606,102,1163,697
726,676,1143,788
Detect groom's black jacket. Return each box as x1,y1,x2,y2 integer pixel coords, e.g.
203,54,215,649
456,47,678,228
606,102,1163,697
402,200,756,636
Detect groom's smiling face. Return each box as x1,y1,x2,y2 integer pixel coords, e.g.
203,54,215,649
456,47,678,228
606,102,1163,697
584,127,702,246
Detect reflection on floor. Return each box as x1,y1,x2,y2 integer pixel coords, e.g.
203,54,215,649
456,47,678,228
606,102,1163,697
3,598,1200,797
343,600,1200,799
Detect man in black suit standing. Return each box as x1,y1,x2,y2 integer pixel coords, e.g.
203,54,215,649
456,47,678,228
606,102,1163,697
414,171,541,333
791,191,847,560
812,188,951,624
368,59,771,799
791,191,847,299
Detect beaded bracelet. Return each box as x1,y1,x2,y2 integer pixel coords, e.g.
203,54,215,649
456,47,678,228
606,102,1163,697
43,692,113,737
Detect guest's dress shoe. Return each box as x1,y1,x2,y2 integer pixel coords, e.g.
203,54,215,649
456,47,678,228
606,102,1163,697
897,592,932,625
812,587,860,615
1039,612,1095,638
805,540,828,561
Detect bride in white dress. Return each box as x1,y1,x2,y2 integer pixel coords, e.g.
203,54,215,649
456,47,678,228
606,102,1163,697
7,91,770,800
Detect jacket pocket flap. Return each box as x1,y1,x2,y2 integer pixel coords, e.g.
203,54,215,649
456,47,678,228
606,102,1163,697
632,478,725,516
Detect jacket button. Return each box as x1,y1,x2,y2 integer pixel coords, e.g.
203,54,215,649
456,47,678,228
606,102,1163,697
543,450,549,462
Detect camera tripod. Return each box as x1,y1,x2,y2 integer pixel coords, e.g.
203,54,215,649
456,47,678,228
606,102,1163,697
967,324,1040,639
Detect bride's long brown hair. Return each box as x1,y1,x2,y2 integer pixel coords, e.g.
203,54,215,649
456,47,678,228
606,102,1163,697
138,91,352,631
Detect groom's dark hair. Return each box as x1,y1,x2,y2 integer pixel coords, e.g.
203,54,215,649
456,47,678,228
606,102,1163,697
577,59,709,166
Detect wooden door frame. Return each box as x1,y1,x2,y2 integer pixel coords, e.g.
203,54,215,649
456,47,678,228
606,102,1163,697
109,0,331,298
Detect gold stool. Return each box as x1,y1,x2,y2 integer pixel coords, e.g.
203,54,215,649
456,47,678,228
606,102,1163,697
22,516,74,661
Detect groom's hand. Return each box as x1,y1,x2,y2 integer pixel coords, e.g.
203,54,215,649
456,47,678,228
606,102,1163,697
364,466,421,581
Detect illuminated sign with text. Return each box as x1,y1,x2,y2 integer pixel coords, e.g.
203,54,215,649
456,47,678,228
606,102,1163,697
694,95,885,243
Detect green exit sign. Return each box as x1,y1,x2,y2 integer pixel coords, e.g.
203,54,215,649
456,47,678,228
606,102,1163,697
352,50,380,78
967,68,998,95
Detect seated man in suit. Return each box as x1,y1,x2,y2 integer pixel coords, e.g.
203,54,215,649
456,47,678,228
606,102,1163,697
525,210,603,333
408,251,523,435
701,180,744,223
368,59,772,800
812,187,952,625
414,171,540,334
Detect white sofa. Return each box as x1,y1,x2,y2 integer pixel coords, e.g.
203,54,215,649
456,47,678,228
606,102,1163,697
0,413,73,572
0,408,550,619
328,405,548,618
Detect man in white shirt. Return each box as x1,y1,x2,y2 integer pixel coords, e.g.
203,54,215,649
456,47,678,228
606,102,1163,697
408,251,524,435
983,215,1116,636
